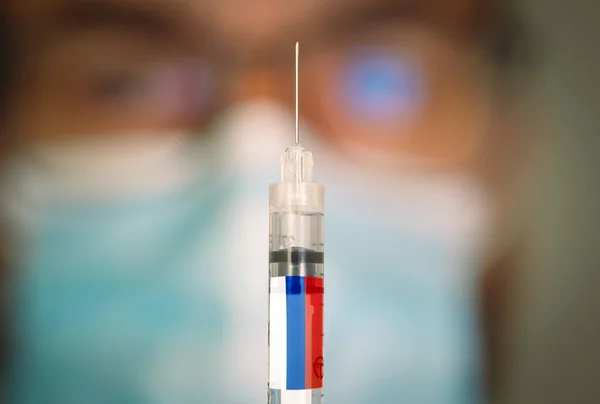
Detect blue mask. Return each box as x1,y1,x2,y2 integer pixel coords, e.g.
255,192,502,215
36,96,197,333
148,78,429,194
323,187,487,403
1,135,241,404
2,103,492,404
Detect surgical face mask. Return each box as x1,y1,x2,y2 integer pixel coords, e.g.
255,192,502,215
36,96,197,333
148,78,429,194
1,132,235,404
2,101,492,404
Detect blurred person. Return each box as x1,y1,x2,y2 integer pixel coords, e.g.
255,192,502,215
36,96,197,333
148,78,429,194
0,0,525,403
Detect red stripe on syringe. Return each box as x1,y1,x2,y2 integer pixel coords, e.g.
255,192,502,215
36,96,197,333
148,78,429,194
305,277,324,389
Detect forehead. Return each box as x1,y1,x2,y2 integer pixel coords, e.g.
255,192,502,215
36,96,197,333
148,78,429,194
9,0,482,45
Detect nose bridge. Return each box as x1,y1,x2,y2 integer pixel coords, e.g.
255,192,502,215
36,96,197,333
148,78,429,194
228,65,290,106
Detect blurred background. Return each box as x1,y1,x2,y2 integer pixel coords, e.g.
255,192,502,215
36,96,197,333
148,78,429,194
0,0,598,403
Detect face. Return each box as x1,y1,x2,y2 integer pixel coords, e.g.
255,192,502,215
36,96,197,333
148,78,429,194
6,0,494,171
2,2,517,402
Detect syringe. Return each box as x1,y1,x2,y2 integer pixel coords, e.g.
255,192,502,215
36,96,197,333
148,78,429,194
268,43,325,404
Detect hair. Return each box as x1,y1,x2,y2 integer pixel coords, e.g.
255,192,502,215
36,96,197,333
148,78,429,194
0,9,15,126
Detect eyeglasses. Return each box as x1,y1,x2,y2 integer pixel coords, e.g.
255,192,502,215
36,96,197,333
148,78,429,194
11,5,495,169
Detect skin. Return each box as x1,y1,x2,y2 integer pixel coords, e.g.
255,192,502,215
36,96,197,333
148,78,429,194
6,0,491,167
1,0,516,396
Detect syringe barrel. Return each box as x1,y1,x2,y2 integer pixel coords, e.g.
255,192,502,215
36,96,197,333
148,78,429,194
269,181,324,253
268,176,324,404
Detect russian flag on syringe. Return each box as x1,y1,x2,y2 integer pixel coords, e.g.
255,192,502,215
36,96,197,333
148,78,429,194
269,276,324,390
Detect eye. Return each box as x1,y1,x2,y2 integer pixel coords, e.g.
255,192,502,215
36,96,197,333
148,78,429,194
80,63,214,116
338,50,425,128
86,69,151,105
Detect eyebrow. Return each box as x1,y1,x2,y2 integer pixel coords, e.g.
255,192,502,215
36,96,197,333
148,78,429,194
314,0,426,43
37,0,206,51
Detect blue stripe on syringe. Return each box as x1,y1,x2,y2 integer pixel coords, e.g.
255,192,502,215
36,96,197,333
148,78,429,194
286,276,306,390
